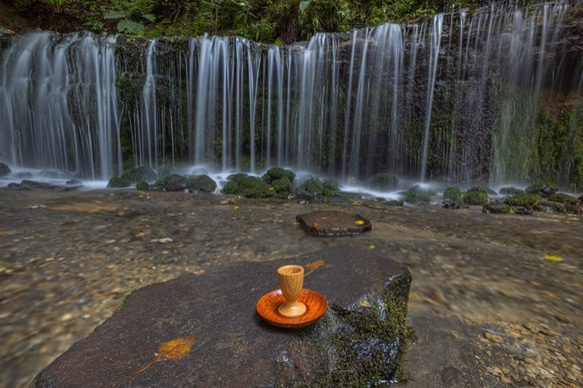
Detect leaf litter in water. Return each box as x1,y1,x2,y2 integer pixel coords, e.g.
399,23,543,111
544,255,563,262
133,335,195,376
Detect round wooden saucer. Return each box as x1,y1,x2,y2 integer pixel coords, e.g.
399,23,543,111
256,289,328,329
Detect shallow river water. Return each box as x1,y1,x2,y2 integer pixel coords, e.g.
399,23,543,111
1,188,582,387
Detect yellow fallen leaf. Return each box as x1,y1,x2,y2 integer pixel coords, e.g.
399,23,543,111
140,218,149,222
234,206,239,209
133,335,195,376
360,300,371,308
369,245,376,249
354,220,365,225
544,255,563,262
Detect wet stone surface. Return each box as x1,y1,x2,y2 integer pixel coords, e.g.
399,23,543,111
1,188,583,387
296,210,372,236
31,246,411,387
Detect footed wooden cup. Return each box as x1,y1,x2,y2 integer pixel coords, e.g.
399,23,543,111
277,265,307,318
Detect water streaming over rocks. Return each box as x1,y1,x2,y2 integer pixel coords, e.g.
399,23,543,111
0,1,581,187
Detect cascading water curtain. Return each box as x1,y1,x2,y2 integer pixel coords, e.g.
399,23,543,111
0,1,580,187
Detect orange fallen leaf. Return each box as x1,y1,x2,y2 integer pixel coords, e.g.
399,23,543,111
306,259,332,271
133,335,195,376
312,222,319,227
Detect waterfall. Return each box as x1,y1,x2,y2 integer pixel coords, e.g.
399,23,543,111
0,32,119,180
0,1,581,188
420,14,444,182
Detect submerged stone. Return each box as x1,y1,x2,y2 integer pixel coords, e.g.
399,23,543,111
296,210,372,236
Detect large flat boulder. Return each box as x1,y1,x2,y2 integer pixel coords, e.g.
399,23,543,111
31,246,412,387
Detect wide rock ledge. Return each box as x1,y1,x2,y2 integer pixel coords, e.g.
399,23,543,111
31,246,412,387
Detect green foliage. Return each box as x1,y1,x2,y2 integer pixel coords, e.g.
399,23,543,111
104,0,155,35
297,0,355,38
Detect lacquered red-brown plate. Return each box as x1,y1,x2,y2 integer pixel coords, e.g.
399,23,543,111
256,289,328,329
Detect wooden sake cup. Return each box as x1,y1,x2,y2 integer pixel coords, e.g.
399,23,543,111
277,265,307,318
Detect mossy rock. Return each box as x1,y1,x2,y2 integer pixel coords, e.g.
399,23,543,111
301,178,325,195
158,174,190,192
121,166,158,183
271,177,293,195
222,181,244,195
443,187,462,202
503,194,541,207
483,201,512,214
548,193,577,204
535,202,566,213
262,167,295,184
135,181,150,191
466,186,497,195
401,186,433,204
227,173,248,183
462,191,488,206
107,177,130,188
499,187,525,196
368,173,399,191
188,174,217,192
385,199,405,206
525,182,559,197
322,179,340,196
222,174,274,198
442,199,463,209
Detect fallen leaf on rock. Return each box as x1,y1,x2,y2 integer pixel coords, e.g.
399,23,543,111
354,220,365,225
193,269,205,276
544,255,563,262
312,222,319,227
306,259,332,271
133,336,195,376
360,300,371,308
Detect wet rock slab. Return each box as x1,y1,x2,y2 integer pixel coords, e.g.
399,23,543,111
296,210,372,236
31,246,411,387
